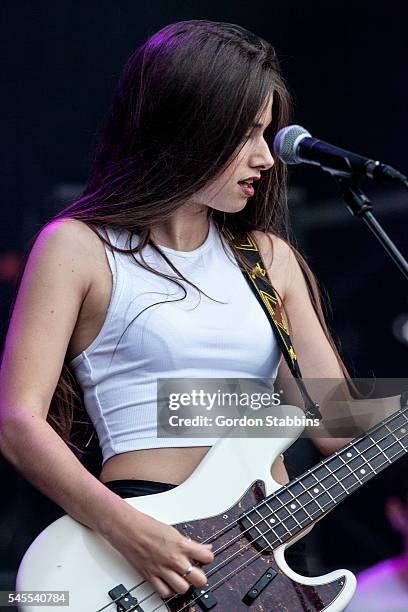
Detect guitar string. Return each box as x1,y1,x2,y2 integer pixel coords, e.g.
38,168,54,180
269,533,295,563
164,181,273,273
131,412,408,612
182,405,408,544
207,409,408,559
209,403,408,552
151,426,408,612
165,431,408,612
99,407,408,612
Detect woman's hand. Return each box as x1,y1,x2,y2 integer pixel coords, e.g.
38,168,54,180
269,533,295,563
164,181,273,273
103,503,214,598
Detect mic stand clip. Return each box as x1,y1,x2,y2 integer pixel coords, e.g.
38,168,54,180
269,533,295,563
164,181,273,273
333,175,408,283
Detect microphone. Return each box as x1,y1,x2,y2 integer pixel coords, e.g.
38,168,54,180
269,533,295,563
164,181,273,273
273,124,407,186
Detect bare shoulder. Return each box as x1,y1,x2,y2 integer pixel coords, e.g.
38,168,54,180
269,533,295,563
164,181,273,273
251,229,297,300
32,218,107,288
0,219,108,419
35,217,102,259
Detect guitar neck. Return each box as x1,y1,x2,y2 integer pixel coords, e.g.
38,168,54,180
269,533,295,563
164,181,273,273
245,404,408,548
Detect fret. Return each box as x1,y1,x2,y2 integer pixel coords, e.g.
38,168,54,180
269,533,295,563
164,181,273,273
309,472,337,505
260,504,294,539
252,507,285,546
346,453,365,471
246,508,282,549
325,454,346,471
354,436,372,453
345,453,376,486
271,487,321,527
367,434,389,457
292,482,314,524
262,491,305,535
285,488,314,529
384,422,406,452
333,457,361,492
364,459,377,475
340,447,375,484
261,502,286,542
325,464,350,498
315,470,340,492
344,445,378,476
247,513,272,544
366,449,392,472
272,505,299,534
370,424,390,443
388,412,408,431
385,441,406,461
312,464,332,480
343,448,377,484
311,464,341,506
358,439,386,463
338,454,363,485
296,480,316,515
400,411,408,425
296,483,324,517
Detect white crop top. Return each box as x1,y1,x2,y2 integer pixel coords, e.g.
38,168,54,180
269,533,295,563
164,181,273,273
69,218,282,464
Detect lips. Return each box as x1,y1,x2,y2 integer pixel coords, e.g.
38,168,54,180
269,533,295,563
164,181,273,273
238,182,255,197
239,176,261,183
238,176,259,198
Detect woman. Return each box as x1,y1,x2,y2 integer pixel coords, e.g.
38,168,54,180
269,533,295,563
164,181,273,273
0,19,358,599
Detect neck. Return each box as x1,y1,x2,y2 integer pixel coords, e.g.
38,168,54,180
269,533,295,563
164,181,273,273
150,204,210,252
242,404,408,549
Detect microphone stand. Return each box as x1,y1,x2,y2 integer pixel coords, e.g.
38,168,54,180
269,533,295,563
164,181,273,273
333,175,408,282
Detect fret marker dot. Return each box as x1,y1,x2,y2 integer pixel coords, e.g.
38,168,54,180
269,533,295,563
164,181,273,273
313,488,320,494
401,428,406,434
360,469,366,475
346,452,352,457
290,503,297,509
270,518,275,524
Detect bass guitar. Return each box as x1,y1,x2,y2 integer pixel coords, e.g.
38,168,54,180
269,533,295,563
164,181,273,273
16,402,408,611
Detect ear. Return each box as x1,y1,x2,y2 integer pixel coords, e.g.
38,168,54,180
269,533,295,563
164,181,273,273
386,497,408,535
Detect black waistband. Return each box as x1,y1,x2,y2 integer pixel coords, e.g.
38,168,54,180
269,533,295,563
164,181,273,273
103,478,178,498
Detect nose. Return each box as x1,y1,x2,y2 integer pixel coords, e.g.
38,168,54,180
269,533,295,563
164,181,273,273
250,138,275,171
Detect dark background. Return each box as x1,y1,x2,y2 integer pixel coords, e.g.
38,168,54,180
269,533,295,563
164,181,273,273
1,0,408,602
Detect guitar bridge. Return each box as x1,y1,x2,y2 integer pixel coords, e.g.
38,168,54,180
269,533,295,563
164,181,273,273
108,584,143,611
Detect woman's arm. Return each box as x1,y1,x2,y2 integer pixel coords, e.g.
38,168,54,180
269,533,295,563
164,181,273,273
255,231,401,456
0,219,213,597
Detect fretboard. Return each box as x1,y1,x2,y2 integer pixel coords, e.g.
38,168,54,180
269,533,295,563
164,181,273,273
243,404,408,550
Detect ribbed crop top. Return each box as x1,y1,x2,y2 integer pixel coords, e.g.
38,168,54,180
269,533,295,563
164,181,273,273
69,218,282,464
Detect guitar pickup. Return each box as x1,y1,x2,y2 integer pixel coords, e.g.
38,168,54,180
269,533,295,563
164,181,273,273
242,567,278,605
189,586,217,610
108,584,143,611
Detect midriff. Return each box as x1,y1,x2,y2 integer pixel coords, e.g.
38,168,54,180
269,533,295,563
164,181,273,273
99,446,289,486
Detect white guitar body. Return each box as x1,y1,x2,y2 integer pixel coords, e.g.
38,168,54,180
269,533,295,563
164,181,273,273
16,405,356,611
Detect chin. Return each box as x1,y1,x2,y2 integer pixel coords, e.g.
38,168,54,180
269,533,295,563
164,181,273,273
235,200,249,212
221,201,249,214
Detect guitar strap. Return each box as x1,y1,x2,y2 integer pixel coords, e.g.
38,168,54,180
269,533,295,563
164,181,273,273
224,227,322,421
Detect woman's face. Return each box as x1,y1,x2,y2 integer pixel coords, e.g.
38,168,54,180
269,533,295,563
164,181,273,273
193,95,275,214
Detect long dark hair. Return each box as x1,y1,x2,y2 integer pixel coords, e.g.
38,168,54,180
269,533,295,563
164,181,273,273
9,20,348,470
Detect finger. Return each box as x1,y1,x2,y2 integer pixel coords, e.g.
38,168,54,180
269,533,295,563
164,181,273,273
169,554,209,589
149,576,173,599
183,565,208,588
162,569,191,594
184,539,214,564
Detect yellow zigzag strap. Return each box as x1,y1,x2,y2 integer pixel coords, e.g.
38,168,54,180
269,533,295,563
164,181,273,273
225,227,321,421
